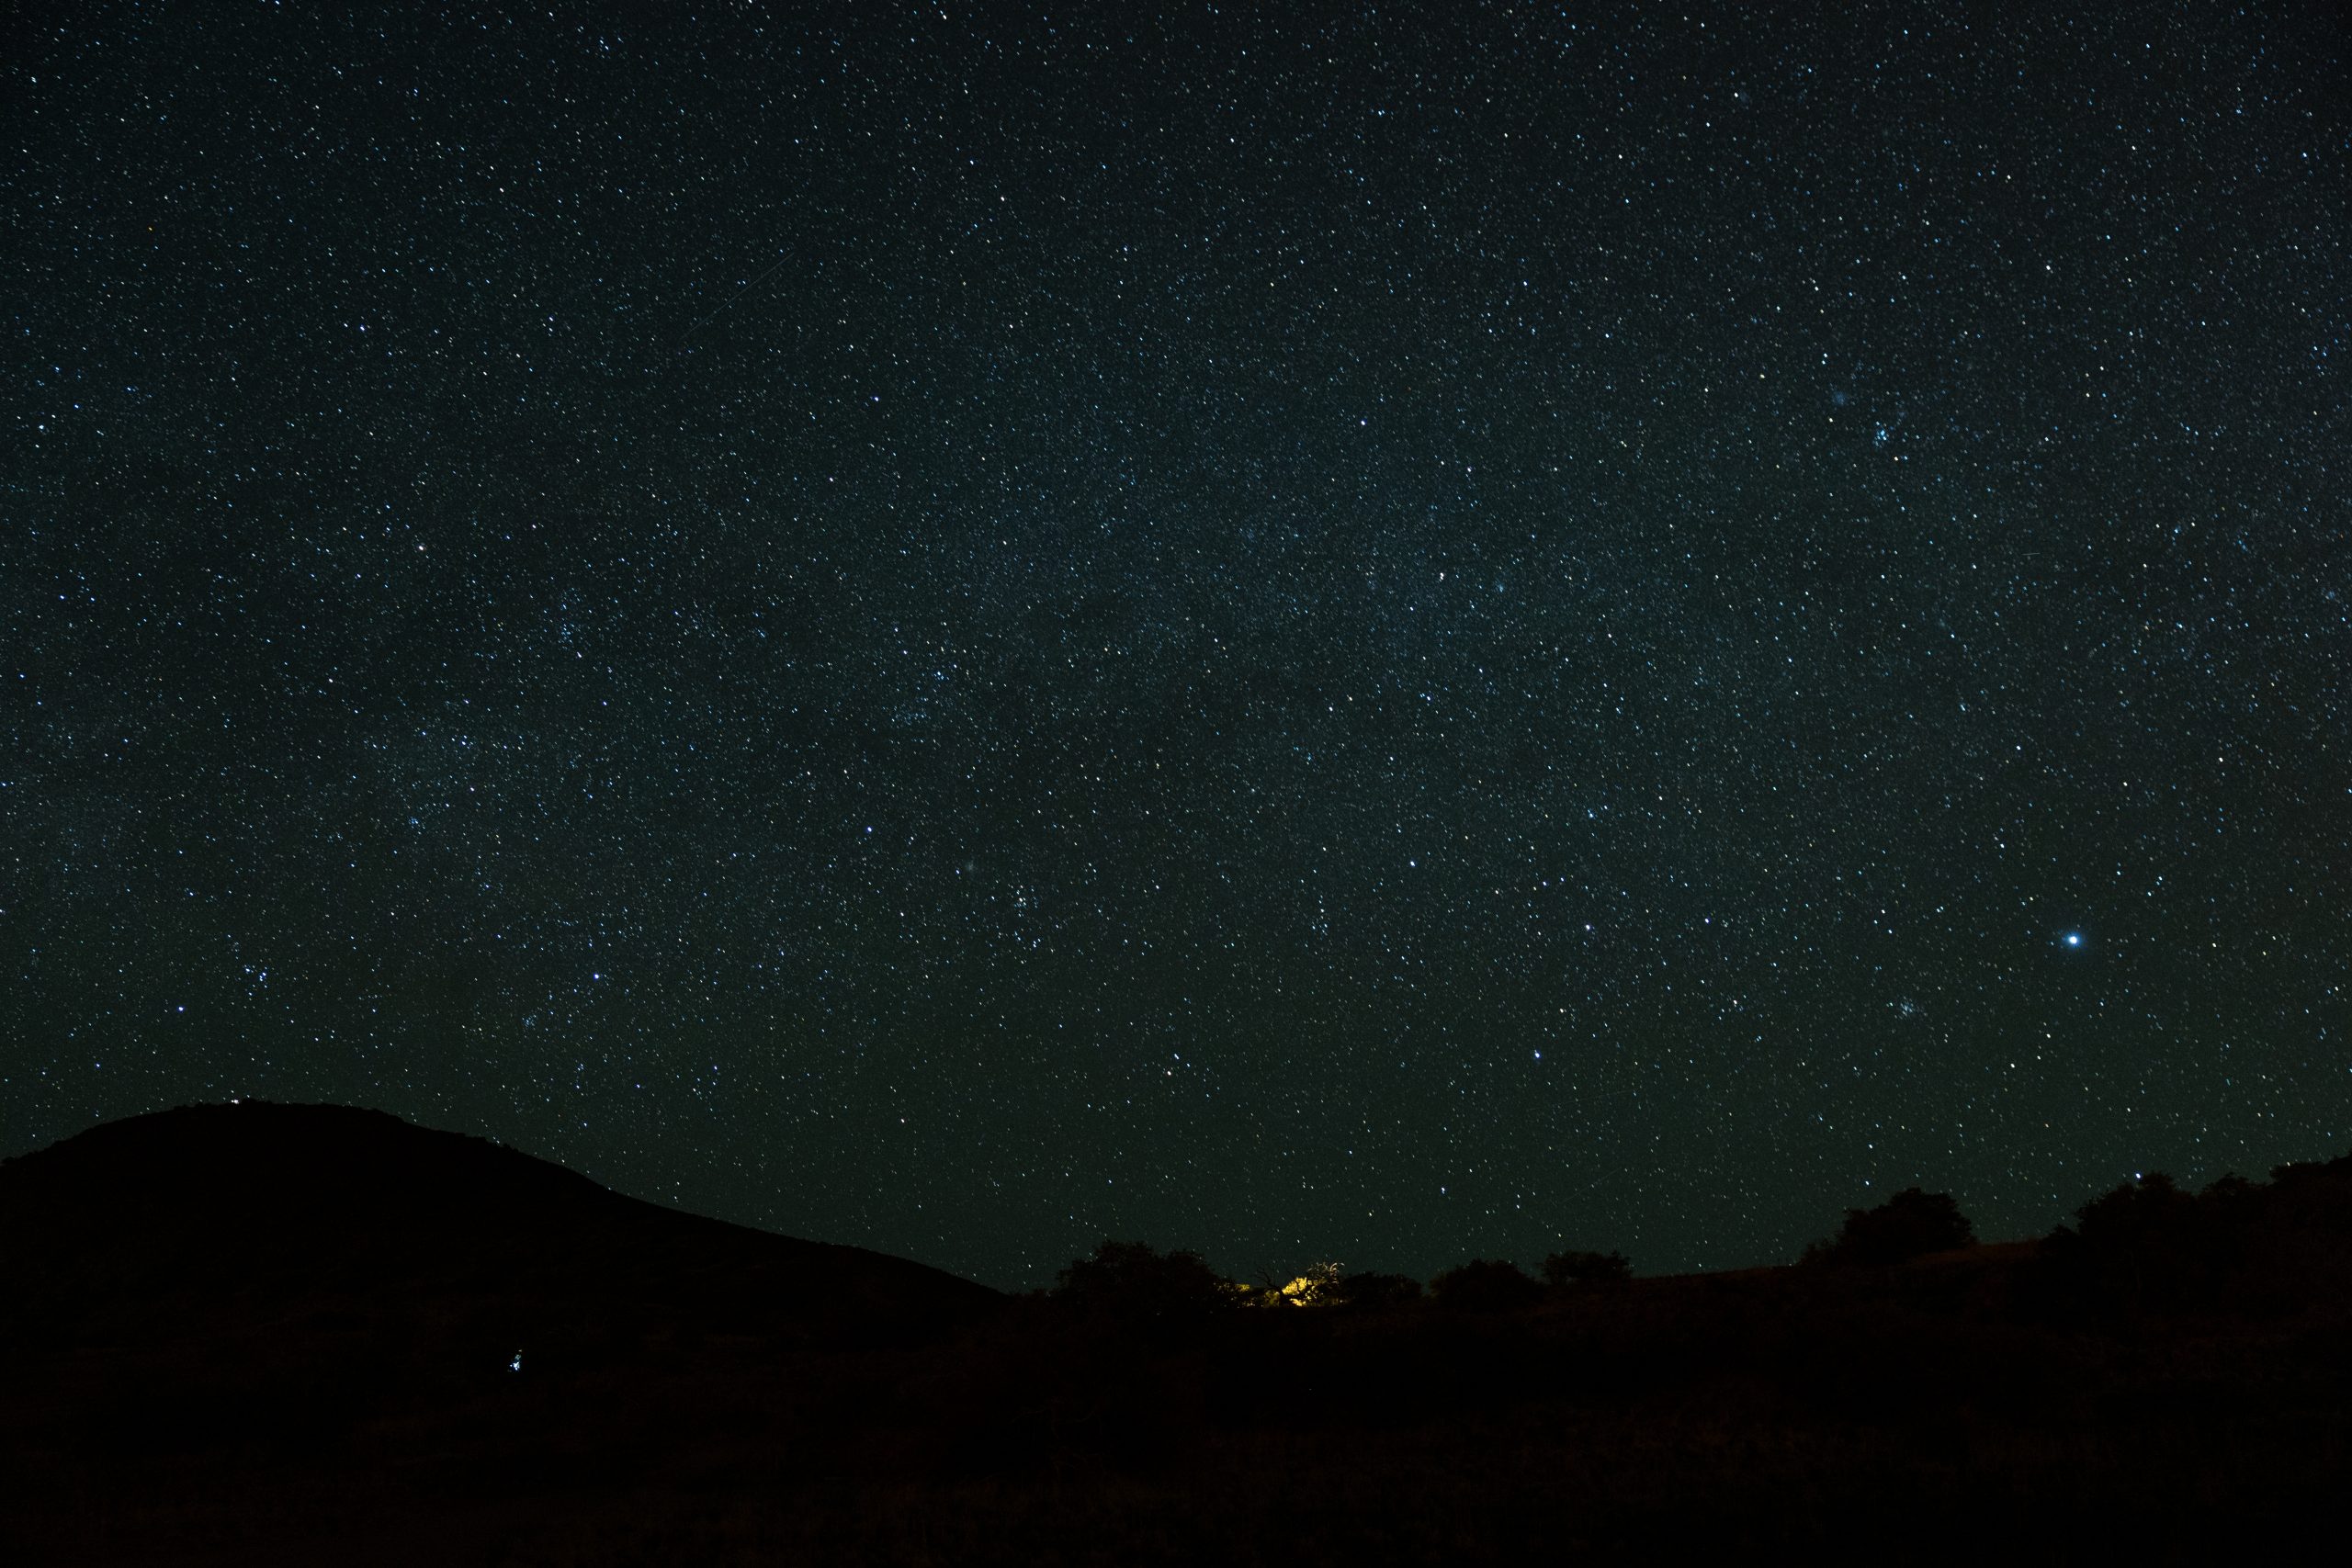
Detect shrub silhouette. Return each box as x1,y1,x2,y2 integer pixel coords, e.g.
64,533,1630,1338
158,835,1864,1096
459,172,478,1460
1052,1240,1235,1325
1429,1258,1543,1312
1542,1249,1632,1287
1804,1188,1974,1266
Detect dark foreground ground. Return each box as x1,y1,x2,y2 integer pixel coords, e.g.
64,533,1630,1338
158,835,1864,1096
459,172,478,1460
6,1103,2348,1564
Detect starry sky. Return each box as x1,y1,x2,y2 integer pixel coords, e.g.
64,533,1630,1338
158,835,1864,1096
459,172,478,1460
5,3,2347,1291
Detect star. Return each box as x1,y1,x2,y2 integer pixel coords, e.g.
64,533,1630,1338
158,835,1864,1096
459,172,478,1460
6,1,2335,1294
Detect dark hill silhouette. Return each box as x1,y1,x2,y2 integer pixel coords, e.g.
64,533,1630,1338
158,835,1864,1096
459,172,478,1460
1,1100,1001,1352
2,1102,1008,1565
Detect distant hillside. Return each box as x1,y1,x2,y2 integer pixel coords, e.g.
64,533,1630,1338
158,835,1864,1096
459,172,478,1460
0,1100,1002,1350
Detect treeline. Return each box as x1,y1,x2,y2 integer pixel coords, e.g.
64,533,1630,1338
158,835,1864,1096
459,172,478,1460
1050,1151,2352,1322
1049,1240,1634,1319
2031,1153,2352,1318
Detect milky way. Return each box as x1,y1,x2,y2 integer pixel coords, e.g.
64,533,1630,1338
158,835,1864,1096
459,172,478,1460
5,5,2346,1288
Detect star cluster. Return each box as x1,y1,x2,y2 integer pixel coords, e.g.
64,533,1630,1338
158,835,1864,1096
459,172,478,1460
5,4,2346,1288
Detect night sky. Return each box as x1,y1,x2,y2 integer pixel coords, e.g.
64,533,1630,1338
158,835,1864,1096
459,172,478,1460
6,3,2347,1292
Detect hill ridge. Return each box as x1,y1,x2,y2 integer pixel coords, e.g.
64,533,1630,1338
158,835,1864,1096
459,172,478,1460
0,1100,1002,1349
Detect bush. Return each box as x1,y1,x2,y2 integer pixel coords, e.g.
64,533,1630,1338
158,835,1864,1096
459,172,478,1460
1428,1258,1543,1313
1542,1249,1632,1287
1804,1188,1975,1267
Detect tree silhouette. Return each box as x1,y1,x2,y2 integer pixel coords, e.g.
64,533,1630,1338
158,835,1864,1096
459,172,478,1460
1804,1188,1975,1266
1260,1260,1346,1306
2046,1169,2276,1314
1329,1270,1421,1309
1429,1258,1544,1312
1053,1240,1235,1325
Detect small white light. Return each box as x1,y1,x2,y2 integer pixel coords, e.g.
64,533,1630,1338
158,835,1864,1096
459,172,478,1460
509,1351,522,1373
